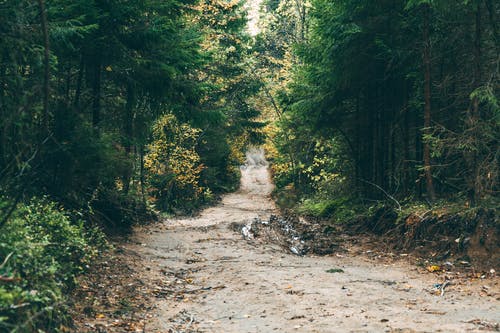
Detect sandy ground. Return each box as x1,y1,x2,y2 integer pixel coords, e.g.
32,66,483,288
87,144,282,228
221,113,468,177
123,156,499,333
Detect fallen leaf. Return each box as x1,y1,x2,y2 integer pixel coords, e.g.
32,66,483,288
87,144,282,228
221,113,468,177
427,265,441,272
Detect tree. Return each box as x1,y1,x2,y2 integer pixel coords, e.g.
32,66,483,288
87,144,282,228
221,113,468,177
264,0,499,208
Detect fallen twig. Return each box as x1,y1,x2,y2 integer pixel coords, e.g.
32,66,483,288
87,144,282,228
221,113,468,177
255,263,312,268
440,281,450,296
177,285,226,294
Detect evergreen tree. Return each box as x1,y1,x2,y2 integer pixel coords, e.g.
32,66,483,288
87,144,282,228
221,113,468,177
265,0,499,207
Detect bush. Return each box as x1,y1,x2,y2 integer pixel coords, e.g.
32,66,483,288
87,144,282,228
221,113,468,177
0,198,104,332
296,196,357,221
89,186,156,231
297,198,339,218
145,114,210,212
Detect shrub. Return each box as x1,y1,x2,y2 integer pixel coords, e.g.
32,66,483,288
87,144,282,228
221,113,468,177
0,198,103,332
89,186,156,231
144,114,210,212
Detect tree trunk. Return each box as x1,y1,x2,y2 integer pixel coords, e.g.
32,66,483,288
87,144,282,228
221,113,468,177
65,65,71,105
74,54,84,109
415,108,423,198
377,89,385,197
123,82,135,194
371,102,378,197
92,60,102,132
37,0,50,131
0,59,5,168
402,86,410,195
468,3,482,205
390,115,396,194
484,0,499,55
422,4,436,201
354,94,361,192
293,0,307,42
140,145,146,204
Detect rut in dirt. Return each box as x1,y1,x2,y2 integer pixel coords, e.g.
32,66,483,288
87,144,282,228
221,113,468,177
131,149,499,333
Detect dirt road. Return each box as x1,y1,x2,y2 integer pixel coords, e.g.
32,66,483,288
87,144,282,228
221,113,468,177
131,151,499,332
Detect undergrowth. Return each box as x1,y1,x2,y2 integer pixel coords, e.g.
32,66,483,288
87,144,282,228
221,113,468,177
0,198,106,333
297,196,359,222
274,180,499,227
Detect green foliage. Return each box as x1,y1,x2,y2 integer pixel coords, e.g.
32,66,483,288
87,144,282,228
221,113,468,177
189,0,265,194
0,0,264,221
298,199,340,218
297,196,360,222
0,0,265,331
48,119,129,201
0,198,104,332
264,0,499,212
90,186,155,230
145,114,210,212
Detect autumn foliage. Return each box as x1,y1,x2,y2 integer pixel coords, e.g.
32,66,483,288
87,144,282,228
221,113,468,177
145,115,209,212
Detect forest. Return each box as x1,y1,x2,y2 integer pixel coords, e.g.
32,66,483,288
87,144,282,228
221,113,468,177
0,0,498,331
260,0,499,213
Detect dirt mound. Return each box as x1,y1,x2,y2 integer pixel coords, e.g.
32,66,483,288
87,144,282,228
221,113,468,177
351,206,399,235
238,204,498,270
235,214,340,255
352,207,499,270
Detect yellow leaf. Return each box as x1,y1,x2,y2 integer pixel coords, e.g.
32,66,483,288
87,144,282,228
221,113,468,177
96,313,105,319
426,265,441,272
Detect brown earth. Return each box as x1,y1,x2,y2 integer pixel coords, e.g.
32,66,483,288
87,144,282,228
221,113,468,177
71,158,499,333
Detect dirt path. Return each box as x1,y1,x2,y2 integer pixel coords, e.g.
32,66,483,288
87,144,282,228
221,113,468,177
129,152,499,333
